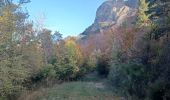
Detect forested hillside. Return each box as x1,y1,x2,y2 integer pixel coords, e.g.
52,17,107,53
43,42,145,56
0,0,170,100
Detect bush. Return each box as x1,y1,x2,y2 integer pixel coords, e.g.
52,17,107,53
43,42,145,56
78,55,98,77
108,63,147,99
49,57,80,81
0,59,30,100
31,64,56,83
54,62,79,80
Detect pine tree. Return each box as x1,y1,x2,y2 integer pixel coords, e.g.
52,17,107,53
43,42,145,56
137,0,150,27
148,0,170,39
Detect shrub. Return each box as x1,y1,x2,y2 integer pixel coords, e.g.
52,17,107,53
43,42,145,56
79,53,98,77
108,63,147,99
0,58,30,100
31,64,56,83
49,57,80,81
54,62,79,80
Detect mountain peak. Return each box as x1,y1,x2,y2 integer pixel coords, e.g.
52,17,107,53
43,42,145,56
81,0,138,36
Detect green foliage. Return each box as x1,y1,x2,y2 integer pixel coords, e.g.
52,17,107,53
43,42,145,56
0,0,45,99
108,63,147,99
0,1,31,99
107,1,170,99
39,64,56,79
109,35,170,99
0,0,169,100
99,22,111,28
80,51,98,76
36,37,84,81
137,0,150,27
148,0,170,39
31,64,56,83
0,49,30,99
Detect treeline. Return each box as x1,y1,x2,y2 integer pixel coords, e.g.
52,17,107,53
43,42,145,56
108,0,170,99
0,0,170,100
80,0,170,99
0,0,98,99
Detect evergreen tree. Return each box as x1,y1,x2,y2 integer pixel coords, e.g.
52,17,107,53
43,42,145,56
137,0,150,27
149,0,170,39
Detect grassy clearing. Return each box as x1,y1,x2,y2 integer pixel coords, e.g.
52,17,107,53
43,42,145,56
19,72,120,100
21,81,120,100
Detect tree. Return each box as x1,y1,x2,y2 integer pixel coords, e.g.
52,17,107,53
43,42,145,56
52,31,62,43
53,37,83,80
0,0,30,99
39,29,53,64
108,0,170,99
148,0,170,39
137,0,150,27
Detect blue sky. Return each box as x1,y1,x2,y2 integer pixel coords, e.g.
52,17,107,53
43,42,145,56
26,0,105,37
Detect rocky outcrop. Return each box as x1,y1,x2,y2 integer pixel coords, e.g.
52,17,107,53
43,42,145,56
81,0,138,36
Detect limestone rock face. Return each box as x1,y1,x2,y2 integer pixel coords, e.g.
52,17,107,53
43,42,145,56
81,0,139,36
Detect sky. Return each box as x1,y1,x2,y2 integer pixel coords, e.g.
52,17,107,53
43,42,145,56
26,0,105,37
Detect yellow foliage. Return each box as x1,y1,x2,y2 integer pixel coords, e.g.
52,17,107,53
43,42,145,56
0,5,16,43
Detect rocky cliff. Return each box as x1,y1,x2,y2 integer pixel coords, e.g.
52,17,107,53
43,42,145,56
81,0,139,36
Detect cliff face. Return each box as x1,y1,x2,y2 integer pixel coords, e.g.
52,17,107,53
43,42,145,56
81,0,139,36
